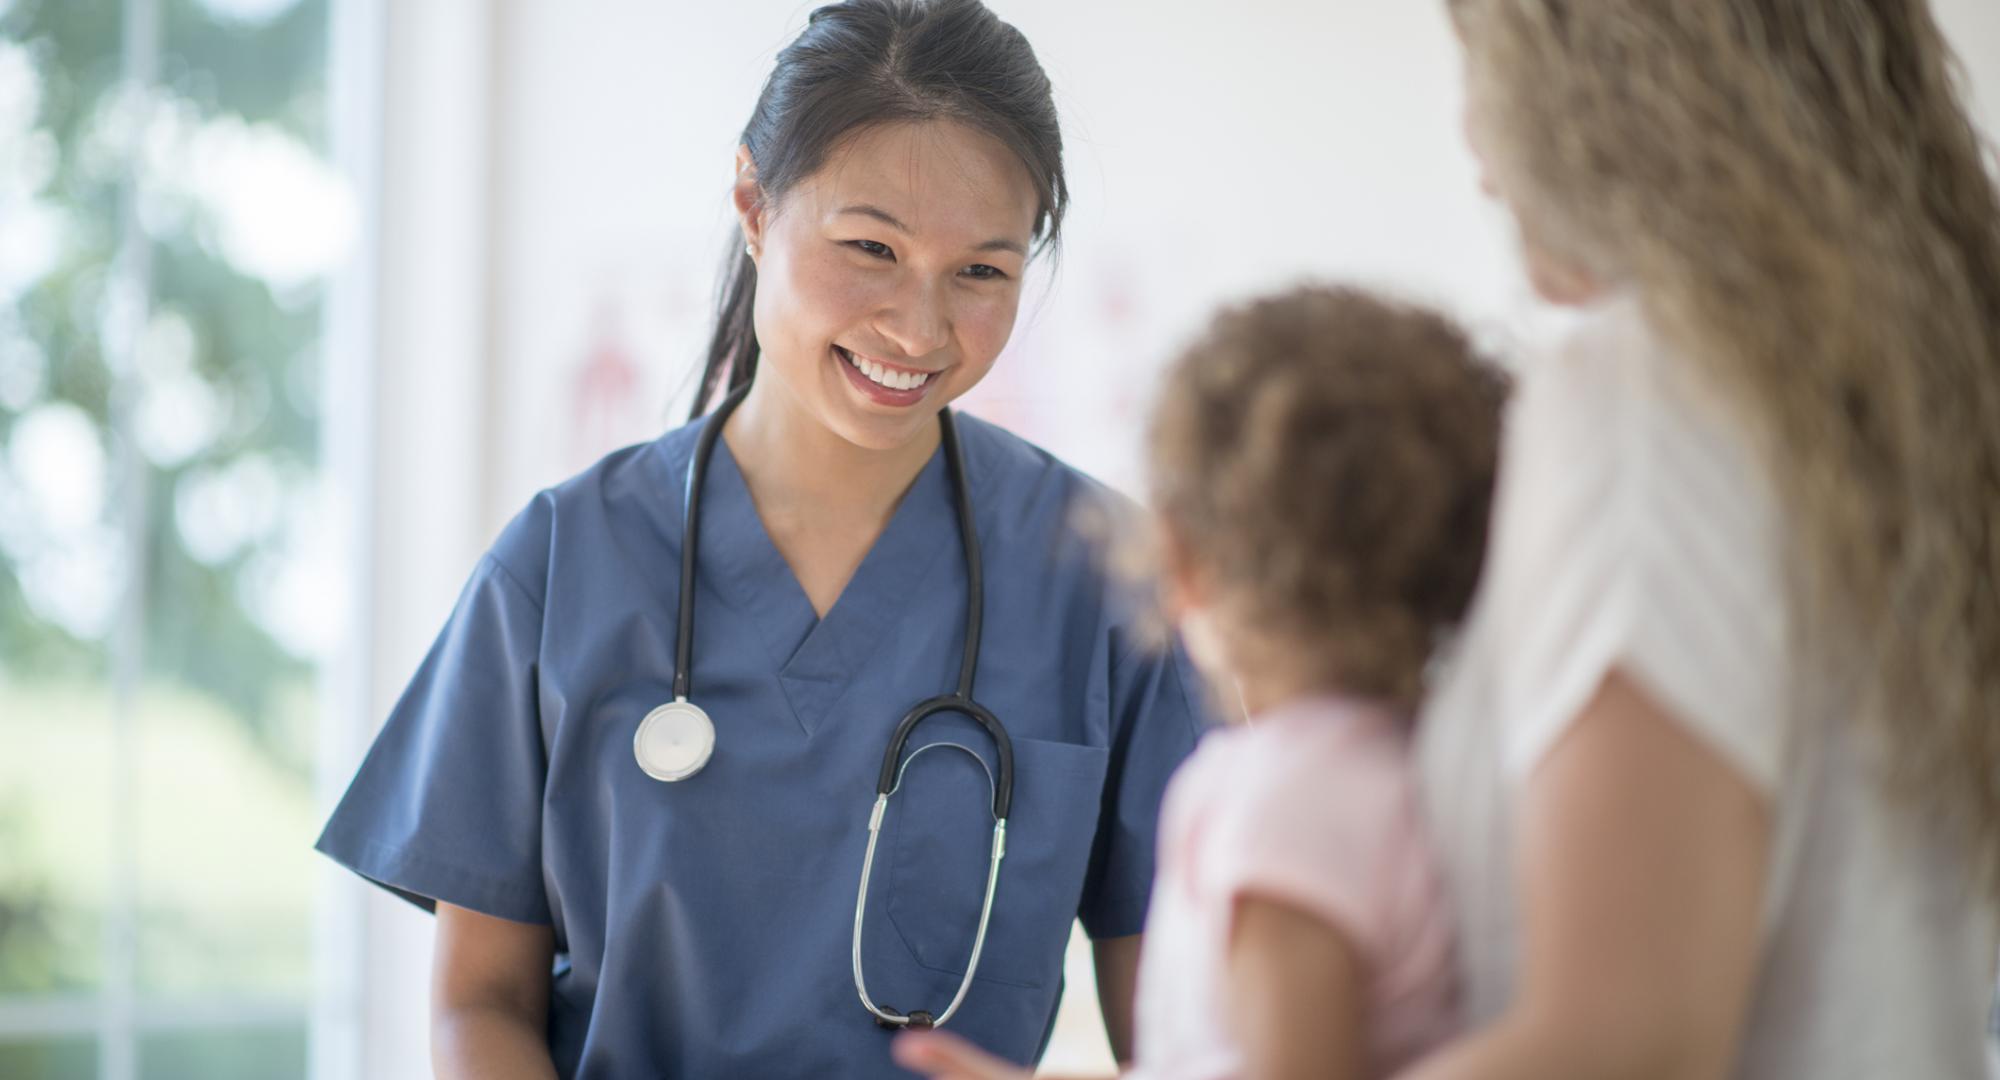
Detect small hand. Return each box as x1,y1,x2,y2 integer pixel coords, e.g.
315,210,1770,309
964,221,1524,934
890,1030,1036,1080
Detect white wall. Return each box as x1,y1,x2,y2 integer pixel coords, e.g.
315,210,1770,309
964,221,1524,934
482,0,1524,509
326,3,499,1079
478,0,2000,517
348,1,2000,1072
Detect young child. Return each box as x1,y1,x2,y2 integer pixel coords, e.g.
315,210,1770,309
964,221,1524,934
897,284,1507,1080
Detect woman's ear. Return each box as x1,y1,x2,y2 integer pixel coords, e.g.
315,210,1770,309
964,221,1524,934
732,146,765,261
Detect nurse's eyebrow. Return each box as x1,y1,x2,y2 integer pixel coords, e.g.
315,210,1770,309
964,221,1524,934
836,204,1027,257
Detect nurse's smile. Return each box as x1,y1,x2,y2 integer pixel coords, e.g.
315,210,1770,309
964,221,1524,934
834,344,943,408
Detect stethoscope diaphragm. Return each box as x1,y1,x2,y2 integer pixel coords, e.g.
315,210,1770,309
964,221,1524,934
633,698,715,782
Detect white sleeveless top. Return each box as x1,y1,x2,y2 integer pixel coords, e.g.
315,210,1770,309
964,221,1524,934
1415,295,2000,1078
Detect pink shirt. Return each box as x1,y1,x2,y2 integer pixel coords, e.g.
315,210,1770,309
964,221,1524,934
1129,697,1459,1079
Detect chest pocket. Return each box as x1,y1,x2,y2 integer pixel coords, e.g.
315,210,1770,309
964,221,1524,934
883,733,1109,989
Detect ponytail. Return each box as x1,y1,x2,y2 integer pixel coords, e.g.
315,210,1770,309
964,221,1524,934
690,244,760,421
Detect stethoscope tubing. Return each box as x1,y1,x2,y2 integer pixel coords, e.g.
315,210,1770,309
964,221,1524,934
676,383,1014,1029
672,384,741,704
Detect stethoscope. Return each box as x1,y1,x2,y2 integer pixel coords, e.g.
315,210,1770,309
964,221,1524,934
631,383,1014,1031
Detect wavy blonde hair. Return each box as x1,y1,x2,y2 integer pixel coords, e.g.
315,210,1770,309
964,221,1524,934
1451,0,2000,899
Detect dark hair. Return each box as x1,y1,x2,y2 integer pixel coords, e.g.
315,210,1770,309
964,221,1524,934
1147,286,1510,707
689,0,1069,420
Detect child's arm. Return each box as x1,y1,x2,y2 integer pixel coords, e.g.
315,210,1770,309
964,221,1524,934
1226,893,1368,1080
891,1032,1107,1080
893,899,1366,1080
433,901,560,1080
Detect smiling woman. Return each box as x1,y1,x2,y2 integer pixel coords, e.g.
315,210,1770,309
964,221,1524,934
689,0,1066,426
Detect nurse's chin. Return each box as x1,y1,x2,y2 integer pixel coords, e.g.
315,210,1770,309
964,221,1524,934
823,404,952,456
823,356,956,448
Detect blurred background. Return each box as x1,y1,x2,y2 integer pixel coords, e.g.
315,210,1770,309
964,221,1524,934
0,1,1994,1077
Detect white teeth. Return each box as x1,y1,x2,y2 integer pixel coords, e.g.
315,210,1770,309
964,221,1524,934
843,348,931,392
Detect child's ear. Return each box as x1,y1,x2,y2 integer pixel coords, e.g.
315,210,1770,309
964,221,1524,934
1155,522,1210,622
1154,522,1243,692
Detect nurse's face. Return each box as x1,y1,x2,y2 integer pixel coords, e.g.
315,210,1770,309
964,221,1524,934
735,121,1040,452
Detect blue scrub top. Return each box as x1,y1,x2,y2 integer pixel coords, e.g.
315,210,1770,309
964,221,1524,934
316,412,1216,1078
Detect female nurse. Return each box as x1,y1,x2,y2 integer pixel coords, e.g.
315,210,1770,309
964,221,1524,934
314,1,1214,1076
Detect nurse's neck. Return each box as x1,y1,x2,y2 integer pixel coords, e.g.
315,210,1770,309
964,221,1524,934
724,376,941,506
720,376,942,614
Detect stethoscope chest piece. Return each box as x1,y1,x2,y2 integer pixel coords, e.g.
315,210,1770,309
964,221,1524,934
633,698,715,782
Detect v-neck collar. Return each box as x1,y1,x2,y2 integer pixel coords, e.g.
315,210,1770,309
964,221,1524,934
694,429,960,736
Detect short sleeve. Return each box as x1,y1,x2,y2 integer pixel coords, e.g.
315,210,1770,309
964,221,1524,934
1491,305,1791,792
1077,638,1217,939
1202,732,1414,957
315,541,552,924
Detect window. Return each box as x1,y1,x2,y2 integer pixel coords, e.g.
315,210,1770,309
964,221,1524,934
0,0,351,1076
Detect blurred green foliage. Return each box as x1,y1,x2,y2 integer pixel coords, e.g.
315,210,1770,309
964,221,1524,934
1,0,330,1073
1,0,327,728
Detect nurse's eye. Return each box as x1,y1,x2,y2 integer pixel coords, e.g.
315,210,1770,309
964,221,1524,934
961,264,1008,281
848,239,894,259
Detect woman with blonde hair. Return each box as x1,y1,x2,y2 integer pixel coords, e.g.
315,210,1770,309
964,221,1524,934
1413,1,2000,1077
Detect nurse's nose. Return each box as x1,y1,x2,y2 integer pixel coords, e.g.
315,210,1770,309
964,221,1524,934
873,275,951,359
